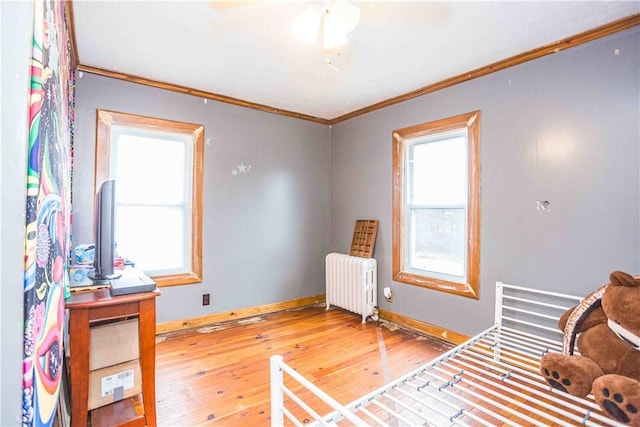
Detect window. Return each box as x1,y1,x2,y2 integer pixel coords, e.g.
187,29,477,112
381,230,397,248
96,110,204,287
392,111,480,298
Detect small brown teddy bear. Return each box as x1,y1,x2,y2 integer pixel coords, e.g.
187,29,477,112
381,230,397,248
540,271,640,425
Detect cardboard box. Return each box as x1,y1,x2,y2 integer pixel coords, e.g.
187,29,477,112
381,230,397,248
88,359,142,410
89,319,139,370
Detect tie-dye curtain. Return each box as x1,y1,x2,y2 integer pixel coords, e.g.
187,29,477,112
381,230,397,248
23,0,74,425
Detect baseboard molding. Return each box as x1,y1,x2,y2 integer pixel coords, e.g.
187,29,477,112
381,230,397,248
378,308,470,345
157,295,470,344
156,294,326,335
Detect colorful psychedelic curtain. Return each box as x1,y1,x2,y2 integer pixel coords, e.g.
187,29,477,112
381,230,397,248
23,0,75,425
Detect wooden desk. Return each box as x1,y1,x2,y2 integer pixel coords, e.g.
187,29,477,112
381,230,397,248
66,288,161,427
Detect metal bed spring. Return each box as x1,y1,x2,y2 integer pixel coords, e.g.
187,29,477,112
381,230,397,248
270,282,627,427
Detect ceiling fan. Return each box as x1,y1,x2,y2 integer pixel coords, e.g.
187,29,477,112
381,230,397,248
209,0,360,50
291,0,360,50
208,0,360,70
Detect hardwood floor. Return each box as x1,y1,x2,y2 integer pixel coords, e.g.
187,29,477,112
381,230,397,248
154,305,454,426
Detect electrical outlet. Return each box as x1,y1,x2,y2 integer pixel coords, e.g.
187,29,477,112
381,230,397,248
202,293,210,306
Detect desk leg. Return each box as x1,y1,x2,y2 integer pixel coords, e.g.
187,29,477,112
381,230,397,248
69,308,90,427
138,298,157,427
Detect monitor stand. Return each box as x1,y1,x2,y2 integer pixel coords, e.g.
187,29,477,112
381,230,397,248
88,270,122,283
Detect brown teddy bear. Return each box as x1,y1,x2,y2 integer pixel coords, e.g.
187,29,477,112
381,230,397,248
540,271,640,425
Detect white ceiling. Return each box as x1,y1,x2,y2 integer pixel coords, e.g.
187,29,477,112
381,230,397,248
73,1,639,121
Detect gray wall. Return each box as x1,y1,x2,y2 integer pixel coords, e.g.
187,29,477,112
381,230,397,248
73,74,331,323
3,11,638,420
331,28,640,336
1,1,33,424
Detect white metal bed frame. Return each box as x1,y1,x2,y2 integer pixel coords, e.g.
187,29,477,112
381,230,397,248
270,281,626,426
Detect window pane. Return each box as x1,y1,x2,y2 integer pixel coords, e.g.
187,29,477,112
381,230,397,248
116,206,186,273
114,133,187,205
393,111,479,298
409,208,465,278
410,137,467,205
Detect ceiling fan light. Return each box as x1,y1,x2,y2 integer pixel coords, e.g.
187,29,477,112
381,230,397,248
323,13,348,49
328,0,360,34
291,3,323,44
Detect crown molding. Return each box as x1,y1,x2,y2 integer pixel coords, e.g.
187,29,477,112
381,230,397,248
76,64,332,125
330,13,640,124
66,3,638,126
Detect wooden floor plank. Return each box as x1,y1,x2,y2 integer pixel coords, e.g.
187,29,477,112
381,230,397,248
155,305,453,426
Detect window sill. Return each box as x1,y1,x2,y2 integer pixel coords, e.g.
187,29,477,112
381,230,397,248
393,271,478,299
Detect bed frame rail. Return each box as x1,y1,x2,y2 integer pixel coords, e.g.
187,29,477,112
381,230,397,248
270,281,625,427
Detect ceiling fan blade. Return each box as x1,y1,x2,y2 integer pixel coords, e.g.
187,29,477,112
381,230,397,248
291,2,324,44
328,0,360,34
323,13,348,49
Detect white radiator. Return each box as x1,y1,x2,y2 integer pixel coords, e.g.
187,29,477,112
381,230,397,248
325,253,377,323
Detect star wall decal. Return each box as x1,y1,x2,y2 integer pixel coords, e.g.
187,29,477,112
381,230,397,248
232,162,252,176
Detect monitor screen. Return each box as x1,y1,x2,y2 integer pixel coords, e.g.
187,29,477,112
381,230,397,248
88,180,121,282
